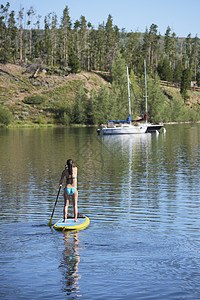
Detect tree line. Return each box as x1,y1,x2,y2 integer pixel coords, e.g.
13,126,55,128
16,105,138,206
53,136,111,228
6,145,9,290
1,3,200,80
0,2,200,127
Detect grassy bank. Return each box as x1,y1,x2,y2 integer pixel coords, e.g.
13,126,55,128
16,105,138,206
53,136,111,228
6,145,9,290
0,63,200,127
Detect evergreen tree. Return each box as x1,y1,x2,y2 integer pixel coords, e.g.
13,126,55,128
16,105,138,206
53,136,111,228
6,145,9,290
186,33,192,68
180,68,192,102
173,61,183,85
126,31,140,72
157,57,173,82
143,24,160,73
7,10,17,62
86,89,98,124
164,26,171,58
146,73,166,122
111,51,128,118
96,22,106,70
170,32,177,70
0,2,11,62
105,15,119,72
60,6,71,67
87,25,97,70
96,86,111,123
79,15,87,70
73,83,87,123
68,47,80,73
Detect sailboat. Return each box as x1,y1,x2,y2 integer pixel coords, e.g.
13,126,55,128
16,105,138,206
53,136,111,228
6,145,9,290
97,67,148,135
143,60,164,133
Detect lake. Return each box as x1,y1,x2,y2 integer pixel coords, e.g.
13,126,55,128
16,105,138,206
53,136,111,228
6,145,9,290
0,124,200,299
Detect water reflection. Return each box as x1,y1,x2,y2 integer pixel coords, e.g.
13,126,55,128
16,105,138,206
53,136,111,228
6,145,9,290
1,125,200,299
98,133,152,211
59,232,82,298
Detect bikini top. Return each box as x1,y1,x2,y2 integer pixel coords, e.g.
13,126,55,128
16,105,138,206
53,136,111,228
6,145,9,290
67,176,77,179
66,174,77,184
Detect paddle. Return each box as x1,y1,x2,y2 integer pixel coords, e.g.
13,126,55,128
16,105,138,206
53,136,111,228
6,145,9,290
48,185,62,227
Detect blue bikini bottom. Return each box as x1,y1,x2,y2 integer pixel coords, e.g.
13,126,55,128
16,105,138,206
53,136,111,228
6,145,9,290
66,187,76,195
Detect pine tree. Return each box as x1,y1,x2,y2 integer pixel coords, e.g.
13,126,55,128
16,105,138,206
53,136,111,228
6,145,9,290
68,47,80,73
105,15,119,72
157,57,173,82
7,10,17,62
86,89,98,124
170,32,176,70
180,68,192,102
126,31,140,72
164,26,171,58
173,61,182,85
186,33,192,68
0,2,11,62
95,22,106,70
60,6,71,67
73,83,87,123
79,15,87,70
143,24,160,73
146,73,166,122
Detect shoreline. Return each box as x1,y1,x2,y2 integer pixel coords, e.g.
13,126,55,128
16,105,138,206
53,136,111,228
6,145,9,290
1,120,200,129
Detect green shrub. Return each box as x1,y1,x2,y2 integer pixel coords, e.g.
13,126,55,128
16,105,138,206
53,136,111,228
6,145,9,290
23,95,46,105
0,105,13,126
37,116,46,124
60,112,70,125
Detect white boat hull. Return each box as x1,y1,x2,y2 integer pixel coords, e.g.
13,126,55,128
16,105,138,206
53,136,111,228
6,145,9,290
101,124,147,135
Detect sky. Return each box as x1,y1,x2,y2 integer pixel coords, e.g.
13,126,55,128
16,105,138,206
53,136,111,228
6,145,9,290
2,0,200,38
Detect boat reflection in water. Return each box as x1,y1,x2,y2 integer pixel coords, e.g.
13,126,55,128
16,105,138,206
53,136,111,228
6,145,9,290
59,232,82,298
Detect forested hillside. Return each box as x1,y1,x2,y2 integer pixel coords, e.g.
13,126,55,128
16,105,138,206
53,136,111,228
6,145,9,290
0,2,200,126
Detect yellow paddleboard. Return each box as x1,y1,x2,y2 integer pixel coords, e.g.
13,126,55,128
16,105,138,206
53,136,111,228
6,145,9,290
53,214,90,231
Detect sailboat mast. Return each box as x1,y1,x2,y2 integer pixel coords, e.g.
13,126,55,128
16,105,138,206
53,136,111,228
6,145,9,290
127,67,131,124
144,60,148,123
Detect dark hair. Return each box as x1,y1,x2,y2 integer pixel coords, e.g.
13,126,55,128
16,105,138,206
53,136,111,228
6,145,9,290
67,159,73,184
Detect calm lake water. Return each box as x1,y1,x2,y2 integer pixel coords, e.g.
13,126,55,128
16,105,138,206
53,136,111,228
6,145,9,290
0,124,200,299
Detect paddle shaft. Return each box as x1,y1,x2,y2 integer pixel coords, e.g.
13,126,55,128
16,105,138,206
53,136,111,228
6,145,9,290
48,186,62,226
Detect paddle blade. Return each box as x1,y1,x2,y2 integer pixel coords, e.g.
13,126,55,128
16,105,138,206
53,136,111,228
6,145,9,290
48,217,52,227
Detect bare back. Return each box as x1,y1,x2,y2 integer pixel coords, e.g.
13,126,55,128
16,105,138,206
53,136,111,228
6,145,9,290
66,166,77,189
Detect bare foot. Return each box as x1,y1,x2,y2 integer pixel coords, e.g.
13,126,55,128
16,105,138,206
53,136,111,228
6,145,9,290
75,219,80,223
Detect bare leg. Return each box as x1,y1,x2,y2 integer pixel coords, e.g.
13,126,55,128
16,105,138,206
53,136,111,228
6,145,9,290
63,190,70,222
73,190,79,222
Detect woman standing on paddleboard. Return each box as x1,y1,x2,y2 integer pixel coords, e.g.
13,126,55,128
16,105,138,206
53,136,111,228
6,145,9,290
59,159,79,222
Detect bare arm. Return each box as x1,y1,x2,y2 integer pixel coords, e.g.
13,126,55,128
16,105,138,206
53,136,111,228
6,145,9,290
59,169,67,186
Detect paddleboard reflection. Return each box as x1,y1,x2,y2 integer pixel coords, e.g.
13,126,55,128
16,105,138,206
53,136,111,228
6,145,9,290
59,232,82,298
